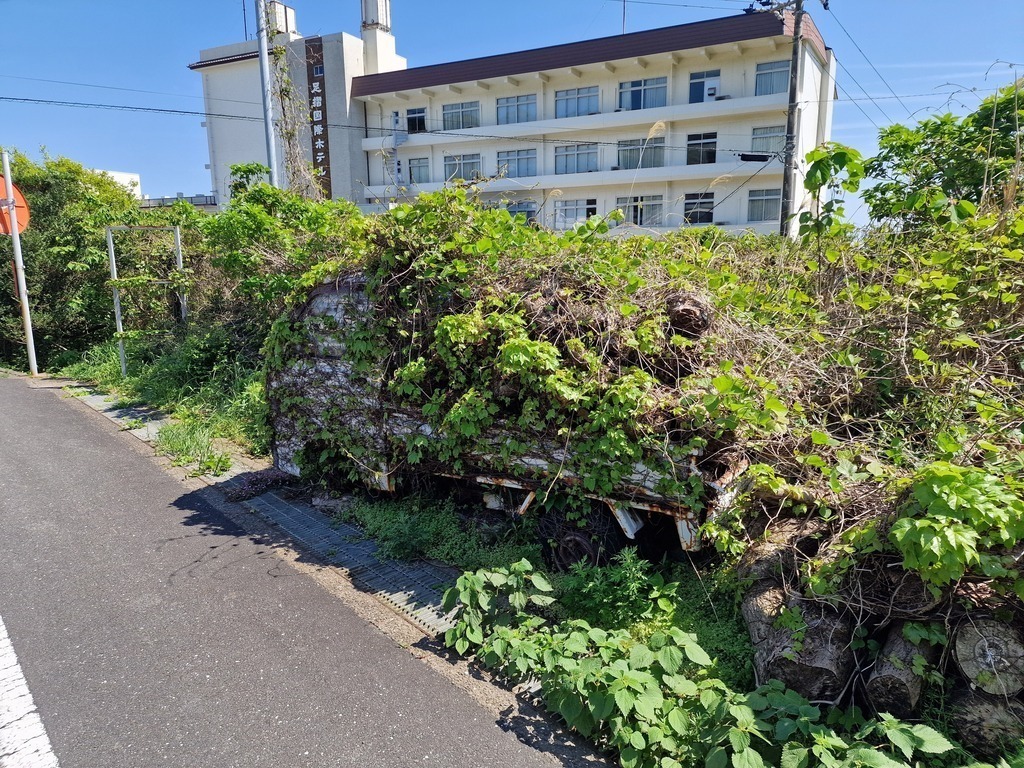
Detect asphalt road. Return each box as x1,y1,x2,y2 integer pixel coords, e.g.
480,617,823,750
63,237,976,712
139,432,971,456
0,375,560,768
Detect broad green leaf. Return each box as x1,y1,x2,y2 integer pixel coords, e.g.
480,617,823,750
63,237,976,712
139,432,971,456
909,724,955,754
589,691,615,721
558,694,583,725
706,746,728,768
634,687,665,720
684,639,713,667
614,687,637,716
731,747,766,768
657,645,684,674
530,572,553,592
667,706,688,736
629,644,656,670
780,744,809,768
441,587,458,611
885,728,916,760
842,747,906,768
729,728,751,753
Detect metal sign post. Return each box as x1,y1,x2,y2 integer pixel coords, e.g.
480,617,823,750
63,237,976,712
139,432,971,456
1,150,38,376
105,225,187,378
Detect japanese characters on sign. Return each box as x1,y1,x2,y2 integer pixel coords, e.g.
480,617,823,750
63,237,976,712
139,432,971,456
304,37,333,197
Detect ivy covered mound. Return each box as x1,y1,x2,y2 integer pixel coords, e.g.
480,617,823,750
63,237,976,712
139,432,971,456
267,189,1024,757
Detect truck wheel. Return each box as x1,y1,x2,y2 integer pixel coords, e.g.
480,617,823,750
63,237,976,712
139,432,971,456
537,504,628,571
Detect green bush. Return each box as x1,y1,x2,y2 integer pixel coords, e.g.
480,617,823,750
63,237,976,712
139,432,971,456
443,559,959,768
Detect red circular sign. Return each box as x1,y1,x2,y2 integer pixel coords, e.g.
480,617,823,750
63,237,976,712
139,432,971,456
0,178,30,235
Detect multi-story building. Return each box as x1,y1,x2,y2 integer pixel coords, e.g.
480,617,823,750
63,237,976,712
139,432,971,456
191,1,835,235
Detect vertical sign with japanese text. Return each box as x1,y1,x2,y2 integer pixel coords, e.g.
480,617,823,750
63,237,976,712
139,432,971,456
304,37,333,197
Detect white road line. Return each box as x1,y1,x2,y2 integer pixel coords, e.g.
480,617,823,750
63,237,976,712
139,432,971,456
0,615,59,768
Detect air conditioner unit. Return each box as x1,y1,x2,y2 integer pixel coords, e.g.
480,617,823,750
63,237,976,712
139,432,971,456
611,165,621,171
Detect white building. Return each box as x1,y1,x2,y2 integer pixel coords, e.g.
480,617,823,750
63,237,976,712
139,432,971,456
191,1,835,235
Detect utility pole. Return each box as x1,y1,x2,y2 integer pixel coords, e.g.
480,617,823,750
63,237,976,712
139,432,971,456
256,0,280,187
778,0,804,237
1,150,38,376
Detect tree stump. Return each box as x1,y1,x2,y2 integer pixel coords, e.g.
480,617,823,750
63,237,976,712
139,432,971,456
948,687,1024,762
866,622,939,718
953,618,1024,696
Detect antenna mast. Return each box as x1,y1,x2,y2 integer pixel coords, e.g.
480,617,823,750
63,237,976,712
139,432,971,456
242,0,249,40
622,0,627,33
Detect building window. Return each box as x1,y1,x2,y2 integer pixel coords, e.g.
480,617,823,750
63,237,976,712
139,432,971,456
507,200,538,223
312,64,324,77
686,132,718,165
688,69,721,104
555,86,600,118
409,157,430,184
748,188,782,222
497,149,537,178
443,153,482,180
684,193,714,224
553,199,598,230
618,77,667,111
617,138,665,169
755,61,790,96
497,94,537,124
751,125,786,155
616,195,664,226
406,107,427,134
554,143,599,174
442,102,481,130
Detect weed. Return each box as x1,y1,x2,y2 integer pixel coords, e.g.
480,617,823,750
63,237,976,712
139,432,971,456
334,495,540,571
154,421,231,476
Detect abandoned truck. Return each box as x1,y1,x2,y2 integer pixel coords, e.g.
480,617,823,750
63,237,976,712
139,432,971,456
268,260,748,570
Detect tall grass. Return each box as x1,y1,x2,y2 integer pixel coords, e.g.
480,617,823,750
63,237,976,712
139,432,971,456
60,327,271,456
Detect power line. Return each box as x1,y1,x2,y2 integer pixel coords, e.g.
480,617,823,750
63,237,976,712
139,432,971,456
833,57,893,125
0,74,262,109
827,7,913,118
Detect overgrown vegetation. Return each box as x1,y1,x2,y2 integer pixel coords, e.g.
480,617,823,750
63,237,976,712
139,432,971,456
331,494,541,570
3,82,1022,767
443,558,961,768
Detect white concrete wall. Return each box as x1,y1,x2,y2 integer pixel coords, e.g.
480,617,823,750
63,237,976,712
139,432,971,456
199,41,270,205
95,170,142,199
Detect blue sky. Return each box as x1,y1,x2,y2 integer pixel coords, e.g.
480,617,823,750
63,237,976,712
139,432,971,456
1,0,1021,212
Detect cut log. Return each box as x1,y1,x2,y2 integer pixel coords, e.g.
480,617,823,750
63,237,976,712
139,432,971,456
948,687,1024,762
866,621,940,719
741,585,854,703
953,618,1024,696
665,294,712,339
741,582,788,686
737,540,792,584
765,598,855,704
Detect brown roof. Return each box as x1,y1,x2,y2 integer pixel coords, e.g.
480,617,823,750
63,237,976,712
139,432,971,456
188,51,259,71
352,12,827,98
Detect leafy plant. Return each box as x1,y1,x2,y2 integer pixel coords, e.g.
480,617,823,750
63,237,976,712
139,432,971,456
890,462,1024,587
154,421,231,476
443,559,958,768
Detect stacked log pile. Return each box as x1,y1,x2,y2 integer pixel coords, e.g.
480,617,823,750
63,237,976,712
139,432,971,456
738,524,1024,760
